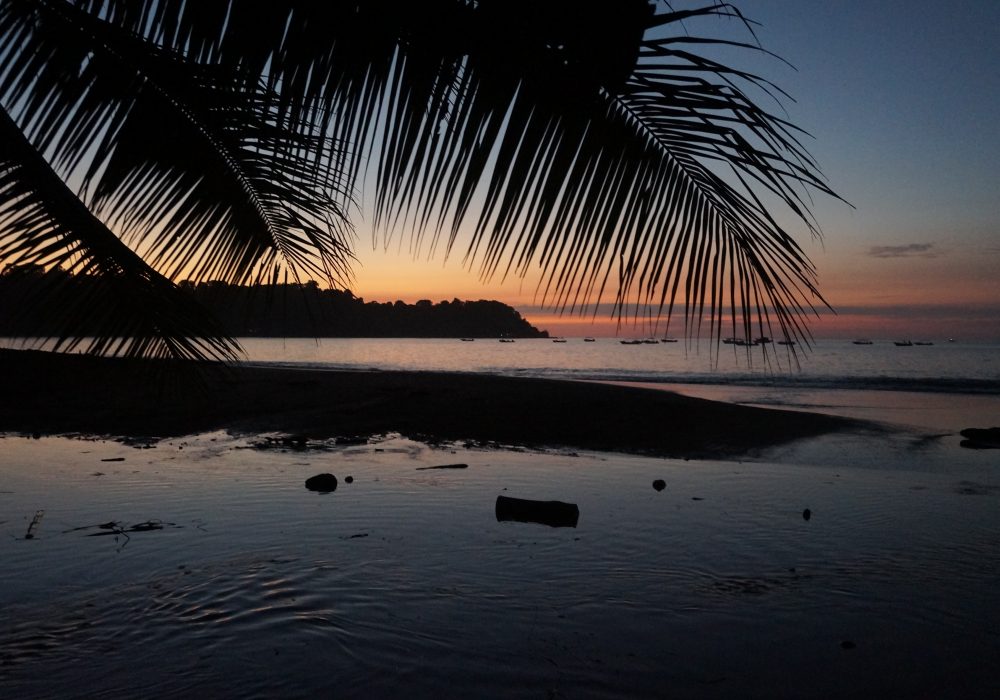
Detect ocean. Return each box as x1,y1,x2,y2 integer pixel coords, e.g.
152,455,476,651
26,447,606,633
233,336,1000,433
6,336,998,395
236,336,1000,395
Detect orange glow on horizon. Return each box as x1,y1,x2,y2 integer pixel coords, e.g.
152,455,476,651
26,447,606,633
348,243,1000,341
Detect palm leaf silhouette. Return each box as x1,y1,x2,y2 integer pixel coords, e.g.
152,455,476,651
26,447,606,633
0,1,841,359
0,107,239,360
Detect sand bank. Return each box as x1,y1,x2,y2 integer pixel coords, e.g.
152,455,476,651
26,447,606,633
0,348,856,458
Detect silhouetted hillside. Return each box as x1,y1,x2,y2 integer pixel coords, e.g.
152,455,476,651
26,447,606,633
0,266,548,338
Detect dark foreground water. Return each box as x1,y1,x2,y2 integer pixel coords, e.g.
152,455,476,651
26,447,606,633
2,409,1000,698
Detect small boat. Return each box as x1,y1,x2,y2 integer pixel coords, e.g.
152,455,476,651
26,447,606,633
894,340,913,347
660,338,678,343
914,341,934,346
777,339,796,346
552,338,568,343
641,338,659,344
583,337,596,342
620,339,643,345
499,337,515,343
734,339,758,347
460,338,475,342
852,339,873,345
755,336,772,344
722,337,738,345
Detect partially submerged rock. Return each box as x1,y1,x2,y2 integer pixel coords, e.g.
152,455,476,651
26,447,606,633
495,495,579,528
305,473,338,492
652,479,666,492
959,427,1000,449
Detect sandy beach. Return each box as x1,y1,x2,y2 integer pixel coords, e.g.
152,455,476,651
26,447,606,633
0,348,856,458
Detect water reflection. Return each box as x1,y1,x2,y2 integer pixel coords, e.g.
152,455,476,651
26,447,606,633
2,432,999,698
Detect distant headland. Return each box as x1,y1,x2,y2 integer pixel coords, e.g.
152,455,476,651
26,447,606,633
0,266,548,339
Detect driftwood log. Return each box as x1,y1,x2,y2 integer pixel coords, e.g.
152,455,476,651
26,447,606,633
495,495,579,528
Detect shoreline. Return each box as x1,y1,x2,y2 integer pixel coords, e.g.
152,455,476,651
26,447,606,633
0,348,860,459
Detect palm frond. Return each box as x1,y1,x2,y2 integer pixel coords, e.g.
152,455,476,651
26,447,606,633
357,1,843,348
1,0,355,288
0,0,843,358
0,105,239,361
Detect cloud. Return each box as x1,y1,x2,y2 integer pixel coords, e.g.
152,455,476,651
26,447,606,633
867,243,938,259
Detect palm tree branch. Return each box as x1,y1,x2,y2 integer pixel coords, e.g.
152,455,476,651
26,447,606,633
0,104,240,361
5,0,354,289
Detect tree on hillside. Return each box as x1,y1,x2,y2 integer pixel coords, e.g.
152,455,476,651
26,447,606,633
0,0,840,360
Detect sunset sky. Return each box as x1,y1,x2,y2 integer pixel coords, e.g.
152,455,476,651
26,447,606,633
346,1,1000,340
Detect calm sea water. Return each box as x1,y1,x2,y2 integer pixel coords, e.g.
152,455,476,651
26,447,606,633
235,337,1000,395
5,336,997,395
2,430,999,698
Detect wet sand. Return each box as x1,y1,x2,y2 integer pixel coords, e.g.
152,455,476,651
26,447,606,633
0,349,856,459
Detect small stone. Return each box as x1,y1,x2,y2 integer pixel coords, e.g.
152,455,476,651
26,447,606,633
345,475,354,484
652,479,666,492
305,473,338,492
802,508,812,521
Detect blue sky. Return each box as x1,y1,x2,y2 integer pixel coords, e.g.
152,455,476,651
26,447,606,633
681,1,1000,329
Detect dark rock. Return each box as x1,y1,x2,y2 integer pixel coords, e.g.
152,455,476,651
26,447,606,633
416,463,469,471
959,427,1000,449
961,440,989,449
495,495,579,528
344,475,354,483
802,508,812,521
652,479,666,492
305,473,338,492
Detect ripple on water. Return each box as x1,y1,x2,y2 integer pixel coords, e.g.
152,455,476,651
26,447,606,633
2,432,1000,698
